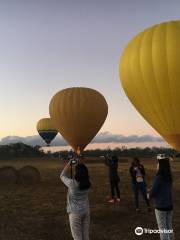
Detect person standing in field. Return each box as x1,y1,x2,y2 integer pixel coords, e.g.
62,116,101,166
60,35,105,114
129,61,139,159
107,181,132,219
105,154,120,203
60,158,91,240
150,156,174,240
129,157,150,212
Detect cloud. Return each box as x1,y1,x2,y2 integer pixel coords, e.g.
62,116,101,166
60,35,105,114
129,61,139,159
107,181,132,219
0,135,67,146
0,132,164,146
92,132,164,143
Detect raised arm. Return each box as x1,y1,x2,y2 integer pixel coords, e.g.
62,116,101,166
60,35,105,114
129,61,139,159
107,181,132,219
129,166,134,178
104,157,110,166
60,160,73,188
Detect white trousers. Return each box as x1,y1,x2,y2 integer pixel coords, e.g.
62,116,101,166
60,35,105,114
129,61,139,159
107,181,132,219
155,209,174,240
69,213,90,240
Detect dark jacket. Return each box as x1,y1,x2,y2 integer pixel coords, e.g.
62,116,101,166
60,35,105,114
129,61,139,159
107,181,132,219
129,164,145,184
150,175,173,211
105,157,120,182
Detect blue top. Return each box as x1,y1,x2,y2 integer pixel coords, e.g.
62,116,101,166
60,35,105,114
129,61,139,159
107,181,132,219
60,170,89,214
150,175,173,211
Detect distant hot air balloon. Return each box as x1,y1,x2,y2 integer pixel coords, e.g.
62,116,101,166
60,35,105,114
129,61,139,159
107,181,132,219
49,87,108,154
120,20,180,150
37,118,58,146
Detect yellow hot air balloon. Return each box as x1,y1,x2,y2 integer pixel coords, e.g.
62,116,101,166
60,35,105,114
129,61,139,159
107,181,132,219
37,118,58,146
49,87,108,154
120,20,180,150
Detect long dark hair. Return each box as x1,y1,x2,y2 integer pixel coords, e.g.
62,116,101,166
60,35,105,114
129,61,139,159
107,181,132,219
131,157,140,167
74,163,91,190
157,158,172,184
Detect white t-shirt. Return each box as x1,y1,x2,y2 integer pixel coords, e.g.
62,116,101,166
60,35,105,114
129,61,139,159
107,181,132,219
134,167,143,183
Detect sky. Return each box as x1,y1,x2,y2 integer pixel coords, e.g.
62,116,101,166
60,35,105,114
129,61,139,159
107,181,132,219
1,0,180,148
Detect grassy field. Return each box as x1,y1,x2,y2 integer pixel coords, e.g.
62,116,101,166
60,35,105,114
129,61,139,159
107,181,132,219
0,157,179,240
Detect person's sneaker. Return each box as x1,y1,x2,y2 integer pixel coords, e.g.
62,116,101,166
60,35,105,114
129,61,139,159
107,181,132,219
107,198,115,203
136,208,140,213
116,198,121,202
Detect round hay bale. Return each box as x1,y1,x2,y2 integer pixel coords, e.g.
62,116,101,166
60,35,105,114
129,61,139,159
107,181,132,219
18,166,41,184
0,166,18,184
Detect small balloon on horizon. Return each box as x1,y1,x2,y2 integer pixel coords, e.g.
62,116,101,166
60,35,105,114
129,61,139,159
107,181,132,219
36,118,58,146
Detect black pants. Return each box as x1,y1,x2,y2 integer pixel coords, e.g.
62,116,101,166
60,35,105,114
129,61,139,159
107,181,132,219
132,182,150,209
110,180,120,198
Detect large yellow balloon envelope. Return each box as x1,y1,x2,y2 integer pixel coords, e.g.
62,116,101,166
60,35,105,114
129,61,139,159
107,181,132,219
120,20,180,150
37,118,58,146
49,87,108,153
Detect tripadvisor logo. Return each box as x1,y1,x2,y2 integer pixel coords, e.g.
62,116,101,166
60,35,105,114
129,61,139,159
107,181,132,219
135,227,173,235
135,227,143,236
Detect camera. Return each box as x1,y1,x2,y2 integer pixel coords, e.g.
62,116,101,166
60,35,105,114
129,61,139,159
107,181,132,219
157,153,166,160
71,158,78,165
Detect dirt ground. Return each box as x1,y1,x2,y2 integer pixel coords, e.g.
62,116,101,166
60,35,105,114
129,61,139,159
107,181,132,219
0,157,179,240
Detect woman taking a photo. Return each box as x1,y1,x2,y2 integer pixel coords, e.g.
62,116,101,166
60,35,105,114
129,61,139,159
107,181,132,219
150,156,174,240
105,154,120,203
60,158,91,240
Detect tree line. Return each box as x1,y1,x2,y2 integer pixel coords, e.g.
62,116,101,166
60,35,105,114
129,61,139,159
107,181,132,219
53,147,178,158
0,143,45,159
0,143,178,160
